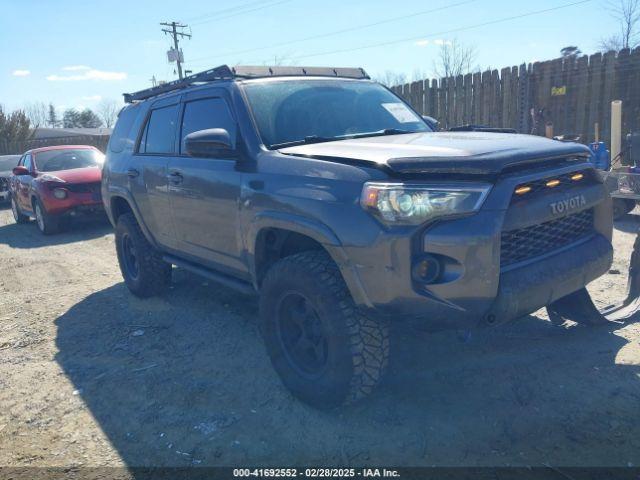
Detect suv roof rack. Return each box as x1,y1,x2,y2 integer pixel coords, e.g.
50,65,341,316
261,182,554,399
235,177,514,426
123,65,370,103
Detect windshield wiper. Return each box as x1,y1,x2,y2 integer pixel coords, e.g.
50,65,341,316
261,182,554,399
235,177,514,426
350,128,419,139
271,135,336,149
271,129,420,149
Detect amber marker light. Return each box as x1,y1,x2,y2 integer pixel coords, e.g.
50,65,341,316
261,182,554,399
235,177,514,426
364,189,378,207
571,173,584,181
546,179,561,188
515,186,531,195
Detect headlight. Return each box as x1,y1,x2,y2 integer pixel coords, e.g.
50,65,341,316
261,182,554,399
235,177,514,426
360,182,491,225
53,188,68,199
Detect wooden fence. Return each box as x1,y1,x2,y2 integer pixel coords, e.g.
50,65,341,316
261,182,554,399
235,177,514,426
390,48,640,146
0,134,110,155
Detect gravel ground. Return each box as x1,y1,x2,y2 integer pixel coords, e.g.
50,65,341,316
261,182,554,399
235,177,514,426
0,204,639,468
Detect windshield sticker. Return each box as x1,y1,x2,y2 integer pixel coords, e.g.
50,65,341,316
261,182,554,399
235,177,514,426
382,103,420,123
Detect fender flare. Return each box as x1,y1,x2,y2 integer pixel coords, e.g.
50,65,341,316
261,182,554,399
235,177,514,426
106,186,161,249
246,211,373,307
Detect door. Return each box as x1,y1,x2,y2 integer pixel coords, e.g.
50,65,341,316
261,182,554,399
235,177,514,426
16,154,34,211
131,98,180,248
168,91,245,274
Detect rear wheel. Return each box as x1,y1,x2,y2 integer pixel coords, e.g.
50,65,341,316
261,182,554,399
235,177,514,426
11,196,29,224
115,212,171,297
259,251,389,409
33,198,60,235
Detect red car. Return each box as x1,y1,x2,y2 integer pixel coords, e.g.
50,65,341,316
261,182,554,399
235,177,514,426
10,145,105,234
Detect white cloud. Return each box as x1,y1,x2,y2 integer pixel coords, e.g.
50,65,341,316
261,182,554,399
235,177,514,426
12,69,31,77
415,40,430,47
46,68,127,82
62,65,92,71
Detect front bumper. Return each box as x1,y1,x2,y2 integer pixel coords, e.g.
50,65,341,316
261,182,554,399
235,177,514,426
41,190,103,216
339,163,613,331
486,234,612,325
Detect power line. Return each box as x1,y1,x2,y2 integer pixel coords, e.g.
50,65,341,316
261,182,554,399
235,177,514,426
188,0,477,65
161,21,192,80
185,0,276,23
190,0,293,26
288,0,593,62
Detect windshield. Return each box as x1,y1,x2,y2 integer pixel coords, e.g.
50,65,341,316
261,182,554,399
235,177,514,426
242,79,431,148
35,149,104,172
0,156,20,171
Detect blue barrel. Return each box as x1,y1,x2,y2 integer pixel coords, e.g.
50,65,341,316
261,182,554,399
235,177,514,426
589,142,611,170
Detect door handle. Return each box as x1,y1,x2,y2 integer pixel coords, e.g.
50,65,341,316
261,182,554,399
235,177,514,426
127,168,140,178
168,171,184,184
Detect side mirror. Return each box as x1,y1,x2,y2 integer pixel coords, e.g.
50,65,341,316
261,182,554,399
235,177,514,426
423,115,439,131
185,128,235,158
12,166,30,176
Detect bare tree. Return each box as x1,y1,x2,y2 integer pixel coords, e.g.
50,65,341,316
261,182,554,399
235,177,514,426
97,99,120,128
23,102,48,129
374,70,408,87
600,0,640,51
432,39,477,79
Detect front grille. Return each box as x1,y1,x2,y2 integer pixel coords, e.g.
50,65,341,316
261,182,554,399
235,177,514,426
66,182,101,194
0,177,7,192
500,208,595,267
510,170,596,204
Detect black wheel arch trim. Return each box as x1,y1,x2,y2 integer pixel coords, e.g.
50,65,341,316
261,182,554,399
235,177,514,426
106,186,161,250
247,210,373,308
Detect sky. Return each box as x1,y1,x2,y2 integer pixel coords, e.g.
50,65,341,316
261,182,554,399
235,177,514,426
0,0,624,115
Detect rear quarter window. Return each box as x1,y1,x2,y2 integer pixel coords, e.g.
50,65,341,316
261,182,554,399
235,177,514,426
108,104,140,154
139,104,180,154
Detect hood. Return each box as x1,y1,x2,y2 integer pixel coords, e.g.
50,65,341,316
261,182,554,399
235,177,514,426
0,170,12,179
39,166,102,183
278,132,592,175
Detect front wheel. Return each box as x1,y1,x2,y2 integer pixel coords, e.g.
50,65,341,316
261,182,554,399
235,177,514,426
259,251,389,409
115,212,172,297
11,196,29,224
34,198,60,235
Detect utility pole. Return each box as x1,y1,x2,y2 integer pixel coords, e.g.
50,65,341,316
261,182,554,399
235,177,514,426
160,21,191,80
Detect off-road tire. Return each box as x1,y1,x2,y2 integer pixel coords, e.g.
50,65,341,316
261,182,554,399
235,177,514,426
115,212,171,298
34,198,60,235
259,250,389,409
11,196,29,224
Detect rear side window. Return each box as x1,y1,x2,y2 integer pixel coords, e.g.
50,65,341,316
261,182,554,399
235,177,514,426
139,104,179,154
180,98,236,153
108,104,138,153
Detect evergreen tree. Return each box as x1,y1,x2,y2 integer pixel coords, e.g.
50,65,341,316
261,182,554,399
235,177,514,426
47,103,59,128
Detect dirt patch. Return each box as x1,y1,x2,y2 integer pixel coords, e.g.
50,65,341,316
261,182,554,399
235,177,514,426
0,205,639,468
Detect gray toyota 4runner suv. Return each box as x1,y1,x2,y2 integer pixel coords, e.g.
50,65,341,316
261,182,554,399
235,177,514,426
103,65,613,408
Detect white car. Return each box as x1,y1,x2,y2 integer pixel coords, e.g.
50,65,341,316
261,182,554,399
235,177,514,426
0,155,21,202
